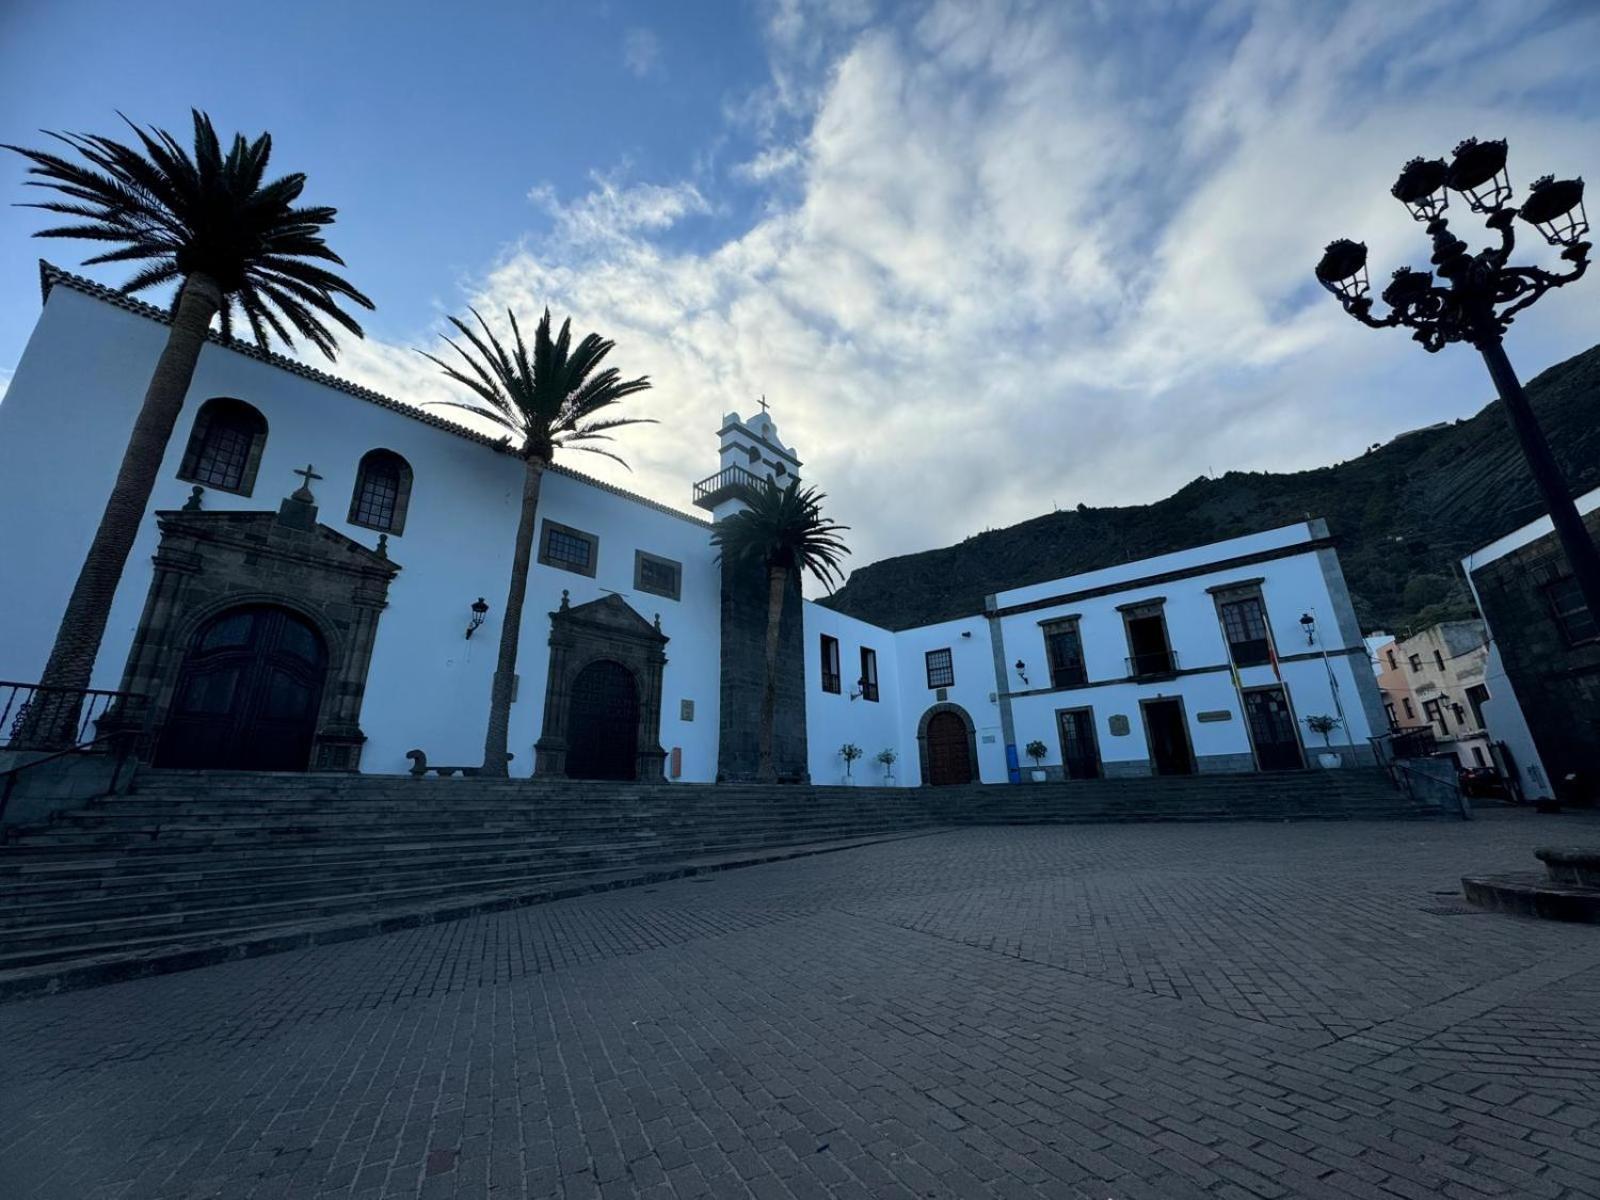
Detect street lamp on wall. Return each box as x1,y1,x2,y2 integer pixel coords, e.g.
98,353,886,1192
1299,612,1317,646
1316,137,1597,630
466,597,489,640
1014,659,1030,687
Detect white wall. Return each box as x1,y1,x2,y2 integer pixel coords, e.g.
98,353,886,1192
993,523,1381,775
0,283,723,779
891,615,1008,784
801,603,903,784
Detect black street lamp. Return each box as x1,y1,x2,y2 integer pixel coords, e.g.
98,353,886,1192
1315,138,1596,623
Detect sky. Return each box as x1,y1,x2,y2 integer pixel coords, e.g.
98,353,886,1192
2,0,1598,589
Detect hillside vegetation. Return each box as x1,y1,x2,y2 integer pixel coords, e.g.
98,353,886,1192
820,343,1600,634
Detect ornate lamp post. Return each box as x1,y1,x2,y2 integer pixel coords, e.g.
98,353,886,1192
1315,138,1596,622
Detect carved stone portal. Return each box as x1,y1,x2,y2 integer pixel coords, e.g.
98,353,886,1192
109,496,398,772
534,593,668,782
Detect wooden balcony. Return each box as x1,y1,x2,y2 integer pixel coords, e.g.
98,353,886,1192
693,464,763,510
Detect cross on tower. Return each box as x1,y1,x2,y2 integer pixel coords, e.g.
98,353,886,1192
758,394,770,415
291,463,322,502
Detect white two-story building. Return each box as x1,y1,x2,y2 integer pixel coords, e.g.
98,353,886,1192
803,521,1387,785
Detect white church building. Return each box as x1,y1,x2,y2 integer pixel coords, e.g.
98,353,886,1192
0,265,1385,785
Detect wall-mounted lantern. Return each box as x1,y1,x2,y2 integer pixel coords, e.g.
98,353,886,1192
466,597,489,639
1299,612,1317,646
1014,659,1029,687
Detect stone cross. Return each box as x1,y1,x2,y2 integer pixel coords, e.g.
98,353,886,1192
291,463,322,502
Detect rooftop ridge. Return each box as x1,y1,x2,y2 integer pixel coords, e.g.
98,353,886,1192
37,261,711,529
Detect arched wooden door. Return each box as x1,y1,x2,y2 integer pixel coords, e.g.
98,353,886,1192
564,660,640,780
156,605,327,771
926,710,974,786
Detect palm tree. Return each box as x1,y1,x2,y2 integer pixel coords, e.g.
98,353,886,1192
5,111,372,741
711,477,850,782
420,308,653,776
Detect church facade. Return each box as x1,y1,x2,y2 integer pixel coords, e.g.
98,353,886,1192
0,265,1384,785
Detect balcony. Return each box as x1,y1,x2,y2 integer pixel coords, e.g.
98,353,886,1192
693,464,764,511
1126,650,1179,679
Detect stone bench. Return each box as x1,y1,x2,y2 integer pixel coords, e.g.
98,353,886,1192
405,750,513,778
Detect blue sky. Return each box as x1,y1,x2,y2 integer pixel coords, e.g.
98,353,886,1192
2,0,1598,580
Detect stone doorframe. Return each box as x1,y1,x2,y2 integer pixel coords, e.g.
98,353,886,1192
533,592,669,782
108,498,399,772
916,701,979,786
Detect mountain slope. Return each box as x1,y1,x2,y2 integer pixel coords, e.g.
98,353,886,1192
820,343,1600,634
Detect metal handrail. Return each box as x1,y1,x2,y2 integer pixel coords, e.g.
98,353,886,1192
0,728,142,829
0,681,148,829
1126,650,1180,678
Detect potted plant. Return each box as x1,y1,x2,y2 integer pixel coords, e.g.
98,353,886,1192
1025,740,1049,782
876,747,897,784
840,742,863,785
1303,715,1343,768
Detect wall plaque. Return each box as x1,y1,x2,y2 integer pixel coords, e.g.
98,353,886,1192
1197,710,1233,723
1108,714,1131,737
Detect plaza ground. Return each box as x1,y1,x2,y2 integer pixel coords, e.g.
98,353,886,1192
2,811,1598,1199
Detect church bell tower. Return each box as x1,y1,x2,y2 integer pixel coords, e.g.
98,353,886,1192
692,403,810,782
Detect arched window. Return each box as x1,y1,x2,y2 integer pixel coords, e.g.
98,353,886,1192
348,449,413,535
178,398,268,495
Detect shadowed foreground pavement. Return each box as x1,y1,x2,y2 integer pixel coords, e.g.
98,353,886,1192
2,812,1598,1199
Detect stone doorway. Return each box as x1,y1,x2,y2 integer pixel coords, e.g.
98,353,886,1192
155,605,328,771
534,593,668,783
111,492,399,772
564,660,641,780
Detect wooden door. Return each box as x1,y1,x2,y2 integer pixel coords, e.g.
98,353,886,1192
926,710,973,786
1143,699,1194,776
1057,708,1101,779
565,660,640,780
157,606,326,771
1243,687,1304,771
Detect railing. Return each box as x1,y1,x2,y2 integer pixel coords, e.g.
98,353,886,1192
692,464,764,507
1126,650,1179,678
1,680,143,751
1,681,148,827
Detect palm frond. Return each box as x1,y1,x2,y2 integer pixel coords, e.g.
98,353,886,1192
6,110,368,359
419,306,653,464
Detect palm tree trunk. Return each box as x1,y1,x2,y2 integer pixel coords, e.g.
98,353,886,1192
758,563,788,783
481,456,546,776
29,273,222,746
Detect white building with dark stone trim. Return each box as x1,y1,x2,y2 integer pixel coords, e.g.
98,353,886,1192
0,265,1384,786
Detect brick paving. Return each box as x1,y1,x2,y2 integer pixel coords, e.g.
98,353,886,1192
2,810,1599,1199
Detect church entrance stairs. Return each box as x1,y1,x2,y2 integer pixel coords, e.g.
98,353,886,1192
0,767,1438,1000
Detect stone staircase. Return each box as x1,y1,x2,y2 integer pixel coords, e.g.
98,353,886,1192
0,766,1434,999
953,768,1434,824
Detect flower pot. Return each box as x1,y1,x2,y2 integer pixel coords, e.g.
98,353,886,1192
1316,752,1342,769
1030,769,1047,783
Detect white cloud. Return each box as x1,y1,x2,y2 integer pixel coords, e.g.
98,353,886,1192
622,27,661,78
335,0,1600,593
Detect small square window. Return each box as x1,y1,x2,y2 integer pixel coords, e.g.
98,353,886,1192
925,648,954,689
538,520,598,578
634,550,682,601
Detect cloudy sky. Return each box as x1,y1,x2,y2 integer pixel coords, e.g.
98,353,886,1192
2,0,1597,584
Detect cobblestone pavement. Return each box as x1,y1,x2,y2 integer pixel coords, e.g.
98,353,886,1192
3,811,1600,1200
